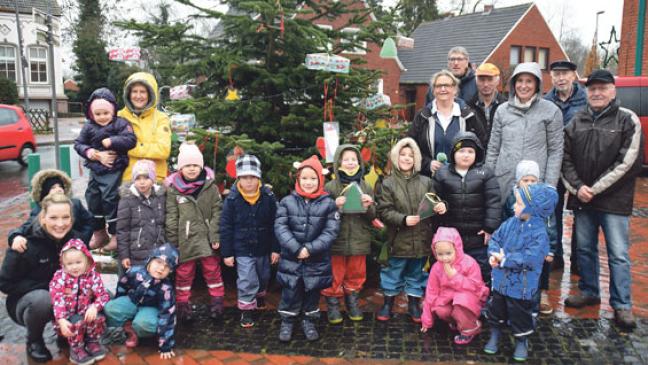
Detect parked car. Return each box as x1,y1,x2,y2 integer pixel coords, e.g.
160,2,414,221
0,104,36,166
614,76,647,168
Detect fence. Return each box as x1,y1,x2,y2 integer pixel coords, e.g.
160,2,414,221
26,109,51,133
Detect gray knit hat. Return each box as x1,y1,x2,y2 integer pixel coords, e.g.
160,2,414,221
236,154,262,178
515,160,540,182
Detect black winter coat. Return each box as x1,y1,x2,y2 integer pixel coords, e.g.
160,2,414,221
116,184,167,266
220,184,279,258
74,88,137,174
274,192,340,291
467,92,507,147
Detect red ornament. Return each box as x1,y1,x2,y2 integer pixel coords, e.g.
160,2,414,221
316,137,326,158
226,159,237,178
361,147,371,162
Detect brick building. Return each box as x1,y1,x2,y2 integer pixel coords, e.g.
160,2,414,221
618,0,648,76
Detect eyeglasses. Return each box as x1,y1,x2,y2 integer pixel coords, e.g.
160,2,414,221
448,57,467,63
434,84,455,89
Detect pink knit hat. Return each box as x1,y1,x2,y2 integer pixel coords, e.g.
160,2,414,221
90,98,115,117
131,159,157,182
177,143,204,170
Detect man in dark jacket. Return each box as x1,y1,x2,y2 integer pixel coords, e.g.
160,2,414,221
425,46,477,105
562,70,644,330
468,63,506,147
544,60,588,270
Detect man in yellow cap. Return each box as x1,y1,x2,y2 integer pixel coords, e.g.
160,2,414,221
468,63,506,147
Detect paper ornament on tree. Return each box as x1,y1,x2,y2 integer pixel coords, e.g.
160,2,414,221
305,53,350,74
316,136,326,159
418,192,443,219
364,165,379,189
360,147,371,162
226,159,237,178
341,182,366,213
225,87,240,101
363,94,391,110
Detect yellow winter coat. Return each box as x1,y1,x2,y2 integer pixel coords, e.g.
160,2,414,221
118,72,171,182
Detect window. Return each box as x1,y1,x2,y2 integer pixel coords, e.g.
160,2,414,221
341,28,367,55
510,46,521,66
523,47,536,62
29,46,47,83
616,87,642,116
538,48,549,70
0,45,17,82
0,108,18,126
315,24,333,52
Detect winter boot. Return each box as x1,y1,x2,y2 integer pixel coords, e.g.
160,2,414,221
279,317,295,342
89,229,109,250
69,345,94,365
345,291,364,321
256,297,266,310
123,321,139,348
407,295,422,323
325,296,343,324
176,302,194,322
484,327,501,355
26,340,53,363
302,318,320,341
376,295,395,321
85,340,107,361
209,296,224,320
513,337,529,362
240,310,255,328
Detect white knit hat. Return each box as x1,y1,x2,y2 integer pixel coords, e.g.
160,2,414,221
515,160,540,182
177,143,204,170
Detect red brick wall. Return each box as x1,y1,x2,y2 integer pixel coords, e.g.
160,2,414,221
618,0,648,76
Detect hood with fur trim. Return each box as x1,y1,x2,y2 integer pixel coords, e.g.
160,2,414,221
31,169,73,203
389,137,422,174
119,182,165,199
431,226,465,264
518,183,558,219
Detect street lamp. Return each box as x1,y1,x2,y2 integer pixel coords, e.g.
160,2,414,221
45,0,60,169
594,10,605,44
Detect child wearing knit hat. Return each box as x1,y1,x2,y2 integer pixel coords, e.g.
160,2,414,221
220,155,280,328
165,143,225,323
74,87,137,251
116,160,167,270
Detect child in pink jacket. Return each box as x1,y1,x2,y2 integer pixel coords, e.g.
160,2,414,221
420,227,489,345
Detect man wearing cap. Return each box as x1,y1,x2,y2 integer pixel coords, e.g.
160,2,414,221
468,63,506,146
562,69,644,329
544,61,588,271
425,46,477,106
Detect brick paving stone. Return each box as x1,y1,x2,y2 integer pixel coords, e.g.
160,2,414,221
237,353,264,361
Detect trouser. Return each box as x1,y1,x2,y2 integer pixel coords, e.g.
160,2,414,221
321,255,366,297
532,260,552,314
86,170,123,234
380,257,426,297
278,278,321,320
433,304,481,335
554,181,566,258
575,209,632,310
485,291,535,337
104,296,158,338
61,315,106,347
10,290,53,343
236,256,271,310
464,246,491,287
175,255,224,303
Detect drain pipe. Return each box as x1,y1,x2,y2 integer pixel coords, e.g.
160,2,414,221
635,0,646,75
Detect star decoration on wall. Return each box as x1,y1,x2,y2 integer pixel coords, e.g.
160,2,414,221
599,26,620,68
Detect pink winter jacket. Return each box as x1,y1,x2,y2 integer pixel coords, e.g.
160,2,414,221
421,227,489,329
49,239,110,321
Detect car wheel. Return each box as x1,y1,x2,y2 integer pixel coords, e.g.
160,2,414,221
17,144,34,167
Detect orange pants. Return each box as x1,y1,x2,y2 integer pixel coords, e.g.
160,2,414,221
321,255,366,297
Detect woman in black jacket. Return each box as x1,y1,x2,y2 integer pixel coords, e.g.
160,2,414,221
432,132,501,284
0,193,79,362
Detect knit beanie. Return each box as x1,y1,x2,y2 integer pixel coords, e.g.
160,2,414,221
132,159,157,182
236,155,262,178
41,176,66,201
89,98,115,117
515,160,540,183
177,143,204,170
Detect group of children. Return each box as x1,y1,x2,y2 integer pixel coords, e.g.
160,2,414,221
10,86,558,363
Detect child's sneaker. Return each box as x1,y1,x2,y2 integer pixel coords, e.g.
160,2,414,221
302,319,319,341
513,338,528,362
123,321,139,348
240,311,255,328
256,297,266,310
279,319,294,342
209,296,224,320
85,340,107,361
70,345,95,365
539,298,553,315
453,334,476,345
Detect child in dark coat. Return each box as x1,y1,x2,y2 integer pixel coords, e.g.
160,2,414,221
74,87,137,251
274,155,340,342
221,155,280,328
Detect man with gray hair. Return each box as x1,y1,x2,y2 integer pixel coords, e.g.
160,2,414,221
425,46,477,105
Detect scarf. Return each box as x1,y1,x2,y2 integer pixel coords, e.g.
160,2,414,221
169,169,206,197
237,180,261,205
337,165,363,185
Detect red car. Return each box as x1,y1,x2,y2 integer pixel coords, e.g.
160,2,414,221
614,76,648,168
0,104,37,166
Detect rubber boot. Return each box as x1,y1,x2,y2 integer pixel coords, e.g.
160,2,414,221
484,327,501,354
376,295,395,321
325,296,343,324
407,295,422,323
513,337,528,362
345,291,364,321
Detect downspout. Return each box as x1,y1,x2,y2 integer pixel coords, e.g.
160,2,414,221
635,0,646,75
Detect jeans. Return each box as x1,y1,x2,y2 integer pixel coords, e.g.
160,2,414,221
553,181,566,258
104,296,158,338
574,209,632,310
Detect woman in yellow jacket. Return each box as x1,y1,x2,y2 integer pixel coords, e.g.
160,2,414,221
118,72,172,182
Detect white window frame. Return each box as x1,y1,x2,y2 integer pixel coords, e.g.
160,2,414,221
523,46,536,63
538,48,549,70
341,27,366,55
0,45,17,82
510,46,521,67
29,46,48,84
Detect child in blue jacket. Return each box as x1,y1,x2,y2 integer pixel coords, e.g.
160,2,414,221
484,183,558,361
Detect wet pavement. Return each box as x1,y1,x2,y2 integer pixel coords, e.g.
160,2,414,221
0,177,647,364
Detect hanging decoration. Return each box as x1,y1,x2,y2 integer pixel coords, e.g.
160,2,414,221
225,146,245,178
305,53,350,73
363,93,391,110
170,85,195,100
225,64,240,101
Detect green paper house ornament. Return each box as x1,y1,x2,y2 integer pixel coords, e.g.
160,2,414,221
418,192,443,219
342,182,366,213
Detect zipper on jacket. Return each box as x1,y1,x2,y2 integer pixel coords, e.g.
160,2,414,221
137,228,143,248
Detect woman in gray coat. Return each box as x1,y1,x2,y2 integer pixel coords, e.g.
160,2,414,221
485,62,563,202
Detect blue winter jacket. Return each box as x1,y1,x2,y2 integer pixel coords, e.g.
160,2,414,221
74,88,137,174
274,192,340,291
488,183,557,300
220,184,280,258
544,82,587,126
115,243,178,352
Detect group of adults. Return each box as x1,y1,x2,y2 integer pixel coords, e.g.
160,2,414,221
0,72,172,362
410,46,644,330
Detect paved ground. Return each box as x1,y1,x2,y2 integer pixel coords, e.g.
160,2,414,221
0,176,647,364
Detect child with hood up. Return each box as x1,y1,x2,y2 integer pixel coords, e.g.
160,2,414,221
375,137,447,323
484,183,558,362
420,227,489,345
104,243,179,359
74,87,137,251
274,155,340,342
8,169,94,252
49,239,111,365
